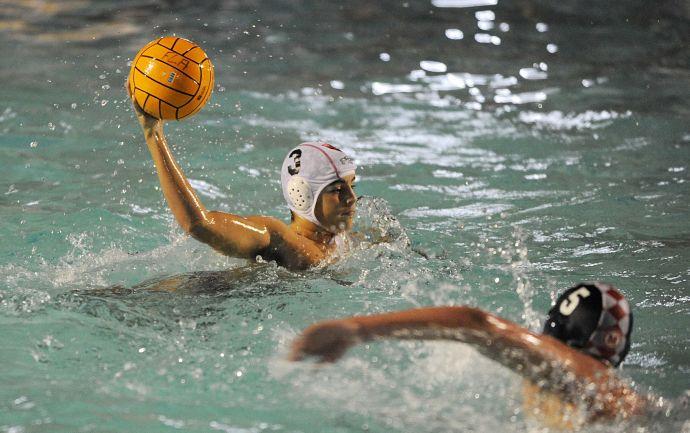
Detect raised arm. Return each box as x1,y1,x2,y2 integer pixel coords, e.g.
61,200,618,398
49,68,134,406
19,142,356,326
289,306,646,418
129,87,271,258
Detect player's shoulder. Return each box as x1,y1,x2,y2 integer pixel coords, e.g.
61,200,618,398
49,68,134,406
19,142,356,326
245,215,324,268
245,215,289,234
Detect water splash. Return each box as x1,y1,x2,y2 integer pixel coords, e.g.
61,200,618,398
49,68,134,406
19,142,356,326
0,229,241,315
503,226,541,330
352,196,410,250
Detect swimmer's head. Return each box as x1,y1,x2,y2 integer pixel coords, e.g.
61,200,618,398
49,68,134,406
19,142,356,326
543,283,633,367
281,142,357,232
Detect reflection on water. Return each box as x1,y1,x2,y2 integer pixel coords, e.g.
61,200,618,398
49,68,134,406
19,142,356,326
433,0,498,7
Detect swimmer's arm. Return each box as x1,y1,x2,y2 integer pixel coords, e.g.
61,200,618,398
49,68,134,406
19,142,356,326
291,307,592,373
290,307,646,416
291,306,516,362
130,95,271,258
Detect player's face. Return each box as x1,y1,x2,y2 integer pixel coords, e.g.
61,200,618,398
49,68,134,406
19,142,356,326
314,174,357,232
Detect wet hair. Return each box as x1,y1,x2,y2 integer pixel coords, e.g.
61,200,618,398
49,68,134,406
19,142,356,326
543,283,633,367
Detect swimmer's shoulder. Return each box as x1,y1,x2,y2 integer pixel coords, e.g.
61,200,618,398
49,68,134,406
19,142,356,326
244,215,325,267
244,215,286,230
243,215,308,243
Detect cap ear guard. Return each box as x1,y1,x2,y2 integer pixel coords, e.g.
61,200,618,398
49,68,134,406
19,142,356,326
286,176,313,212
584,284,633,367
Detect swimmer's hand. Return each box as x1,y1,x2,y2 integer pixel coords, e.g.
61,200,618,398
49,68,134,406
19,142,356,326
289,320,361,363
126,78,162,134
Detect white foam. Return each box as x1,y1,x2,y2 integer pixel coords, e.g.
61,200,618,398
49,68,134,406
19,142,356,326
518,110,632,130
403,203,513,218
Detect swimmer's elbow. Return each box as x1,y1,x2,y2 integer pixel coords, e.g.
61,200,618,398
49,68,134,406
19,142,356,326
167,208,209,238
187,221,237,255
187,220,211,241
188,217,271,258
448,306,491,330
446,307,517,339
185,220,219,250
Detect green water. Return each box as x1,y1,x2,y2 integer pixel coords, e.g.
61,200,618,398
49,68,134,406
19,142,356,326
1,1,688,432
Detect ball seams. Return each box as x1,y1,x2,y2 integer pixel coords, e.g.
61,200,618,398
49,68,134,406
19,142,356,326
138,55,201,86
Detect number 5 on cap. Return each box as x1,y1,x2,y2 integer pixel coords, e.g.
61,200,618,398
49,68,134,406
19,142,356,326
559,287,591,316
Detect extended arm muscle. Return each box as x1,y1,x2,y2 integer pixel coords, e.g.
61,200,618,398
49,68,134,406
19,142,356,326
144,125,206,231
139,121,271,258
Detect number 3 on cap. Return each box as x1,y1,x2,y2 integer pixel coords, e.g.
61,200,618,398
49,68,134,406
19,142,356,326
559,287,591,316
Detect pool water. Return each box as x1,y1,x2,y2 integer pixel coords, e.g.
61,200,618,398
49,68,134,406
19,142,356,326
1,1,688,432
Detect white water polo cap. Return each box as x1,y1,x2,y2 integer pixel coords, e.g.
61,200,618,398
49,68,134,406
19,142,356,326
281,142,356,228
543,282,633,367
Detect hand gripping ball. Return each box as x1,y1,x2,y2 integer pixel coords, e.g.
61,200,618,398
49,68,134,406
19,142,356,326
128,36,214,120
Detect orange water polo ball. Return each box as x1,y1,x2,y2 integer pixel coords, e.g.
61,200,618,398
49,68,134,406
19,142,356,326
128,36,214,120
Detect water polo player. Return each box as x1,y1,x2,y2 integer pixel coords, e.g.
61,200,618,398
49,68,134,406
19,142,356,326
290,283,650,427
129,92,357,270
